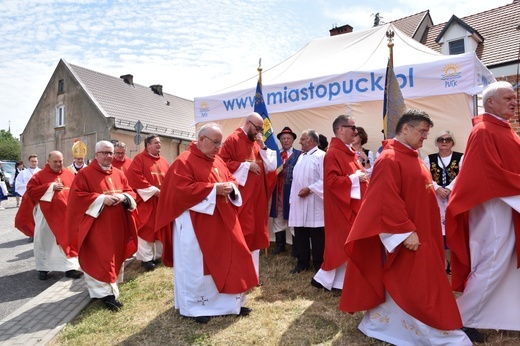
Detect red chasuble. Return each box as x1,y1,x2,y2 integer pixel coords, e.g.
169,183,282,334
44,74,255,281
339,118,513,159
14,196,35,237
111,156,132,173
340,139,463,331
322,137,367,270
67,160,138,283
446,114,520,292
126,150,170,242
218,128,272,251
25,164,77,257
155,142,258,293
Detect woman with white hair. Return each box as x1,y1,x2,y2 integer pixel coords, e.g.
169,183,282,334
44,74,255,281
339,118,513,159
423,130,464,274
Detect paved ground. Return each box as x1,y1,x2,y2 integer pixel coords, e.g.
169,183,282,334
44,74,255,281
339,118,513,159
0,197,92,345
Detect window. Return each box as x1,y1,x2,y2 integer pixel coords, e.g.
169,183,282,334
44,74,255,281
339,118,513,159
58,79,64,94
449,39,465,55
56,105,65,127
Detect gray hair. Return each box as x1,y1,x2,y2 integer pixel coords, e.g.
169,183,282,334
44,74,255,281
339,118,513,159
95,140,114,152
114,141,127,149
198,123,222,138
332,115,354,134
306,129,320,144
482,81,514,105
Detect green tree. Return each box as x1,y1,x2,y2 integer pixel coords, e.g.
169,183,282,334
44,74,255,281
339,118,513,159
0,130,21,160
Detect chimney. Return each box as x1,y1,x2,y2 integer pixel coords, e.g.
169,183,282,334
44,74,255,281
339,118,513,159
150,84,163,96
329,24,353,36
120,74,134,85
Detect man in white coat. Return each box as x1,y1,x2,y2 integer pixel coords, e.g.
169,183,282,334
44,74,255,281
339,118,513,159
15,154,40,196
288,129,325,274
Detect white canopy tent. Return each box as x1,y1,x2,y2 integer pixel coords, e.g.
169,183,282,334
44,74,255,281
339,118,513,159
194,23,495,154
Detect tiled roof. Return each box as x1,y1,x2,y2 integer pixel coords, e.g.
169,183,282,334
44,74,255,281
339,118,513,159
65,60,196,140
391,10,430,38
423,1,520,67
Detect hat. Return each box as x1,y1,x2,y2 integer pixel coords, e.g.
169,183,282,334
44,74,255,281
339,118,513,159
277,127,297,140
72,139,87,159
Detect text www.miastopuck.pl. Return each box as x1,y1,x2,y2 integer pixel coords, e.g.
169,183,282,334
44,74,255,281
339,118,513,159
221,68,415,111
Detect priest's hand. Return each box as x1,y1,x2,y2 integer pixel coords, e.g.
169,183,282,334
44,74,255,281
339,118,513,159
255,133,265,149
53,182,64,191
436,187,450,199
403,231,420,251
298,187,311,197
216,182,233,196
249,162,261,175
103,194,125,206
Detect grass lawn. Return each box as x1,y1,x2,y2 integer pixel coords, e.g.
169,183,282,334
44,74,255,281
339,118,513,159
51,245,520,345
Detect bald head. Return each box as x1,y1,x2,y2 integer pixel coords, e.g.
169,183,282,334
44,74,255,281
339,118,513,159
48,151,64,172
243,112,264,141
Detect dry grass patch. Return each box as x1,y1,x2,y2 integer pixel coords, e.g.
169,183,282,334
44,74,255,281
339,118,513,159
51,246,519,345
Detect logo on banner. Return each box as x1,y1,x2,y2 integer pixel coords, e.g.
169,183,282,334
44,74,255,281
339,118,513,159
199,101,210,117
441,64,461,88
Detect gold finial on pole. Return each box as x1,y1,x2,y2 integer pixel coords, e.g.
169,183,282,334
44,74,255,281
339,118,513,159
386,29,395,65
257,58,262,85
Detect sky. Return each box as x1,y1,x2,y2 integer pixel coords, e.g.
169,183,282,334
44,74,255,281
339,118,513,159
0,0,512,137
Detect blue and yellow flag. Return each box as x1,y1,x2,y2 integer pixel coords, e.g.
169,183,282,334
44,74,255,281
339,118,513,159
254,79,282,169
383,58,406,139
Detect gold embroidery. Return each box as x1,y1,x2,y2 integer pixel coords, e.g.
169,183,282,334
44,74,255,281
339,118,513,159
103,177,122,195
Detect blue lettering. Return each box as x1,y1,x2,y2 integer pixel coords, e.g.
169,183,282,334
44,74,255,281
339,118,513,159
267,91,283,104
408,67,414,87
316,85,327,98
370,73,384,91
301,88,309,101
283,86,288,103
396,74,407,88
328,82,341,100
355,78,368,92
308,82,315,99
343,80,354,94
288,89,299,102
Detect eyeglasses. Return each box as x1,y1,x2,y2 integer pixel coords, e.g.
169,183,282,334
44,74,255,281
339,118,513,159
204,135,223,147
341,125,357,131
96,151,114,156
114,151,125,156
437,137,453,143
249,120,263,132
409,125,430,137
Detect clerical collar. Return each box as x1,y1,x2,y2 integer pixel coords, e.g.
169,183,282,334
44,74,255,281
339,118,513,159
99,164,111,171
486,112,509,123
394,137,414,151
147,151,160,158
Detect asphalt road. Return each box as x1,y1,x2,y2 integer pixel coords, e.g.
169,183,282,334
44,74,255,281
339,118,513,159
0,197,61,320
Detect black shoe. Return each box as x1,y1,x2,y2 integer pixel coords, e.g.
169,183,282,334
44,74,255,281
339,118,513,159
461,327,485,343
273,245,286,254
103,295,123,311
290,265,309,274
38,271,49,280
152,258,162,265
195,316,211,324
28,237,34,243
310,278,326,290
446,261,451,275
141,260,156,271
239,307,252,316
65,270,84,279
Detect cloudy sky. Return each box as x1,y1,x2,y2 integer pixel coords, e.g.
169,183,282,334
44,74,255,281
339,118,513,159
0,0,511,137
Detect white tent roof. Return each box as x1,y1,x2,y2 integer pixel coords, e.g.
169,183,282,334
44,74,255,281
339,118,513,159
194,23,494,124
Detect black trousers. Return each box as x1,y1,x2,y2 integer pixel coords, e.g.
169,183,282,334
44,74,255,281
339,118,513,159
293,226,325,271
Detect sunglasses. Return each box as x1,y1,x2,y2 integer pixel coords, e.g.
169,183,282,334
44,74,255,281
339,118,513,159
437,137,453,143
249,120,263,132
341,125,357,131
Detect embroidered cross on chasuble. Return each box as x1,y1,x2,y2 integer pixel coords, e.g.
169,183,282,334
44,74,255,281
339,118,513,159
245,146,263,164
103,177,122,195
55,177,70,194
150,162,166,186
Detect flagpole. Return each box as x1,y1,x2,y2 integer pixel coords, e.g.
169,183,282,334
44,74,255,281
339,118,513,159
258,58,262,85
386,29,394,66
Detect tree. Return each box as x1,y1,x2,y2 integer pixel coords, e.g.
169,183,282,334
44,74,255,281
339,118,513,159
0,130,21,160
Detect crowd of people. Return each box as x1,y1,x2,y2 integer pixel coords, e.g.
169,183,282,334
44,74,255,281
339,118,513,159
8,81,519,344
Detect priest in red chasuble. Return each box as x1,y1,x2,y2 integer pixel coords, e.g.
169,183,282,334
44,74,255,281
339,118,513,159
25,151,82,281
218,112,277,277
67,141,138,311
156,123,257,323
340,110,471,345
111,141,133,173
126,134,170,271
312,115,368,291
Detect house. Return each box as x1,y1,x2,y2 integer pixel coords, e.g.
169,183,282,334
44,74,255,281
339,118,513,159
20,59,195,165
394,1,520,130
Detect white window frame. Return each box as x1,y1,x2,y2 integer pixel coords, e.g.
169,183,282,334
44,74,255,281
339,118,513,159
56,105,65,127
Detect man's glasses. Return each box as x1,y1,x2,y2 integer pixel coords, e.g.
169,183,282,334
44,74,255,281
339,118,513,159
437,137,453,143
204,136,223,147
96,151,114,156
341,125,357,131
249,120,263,132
